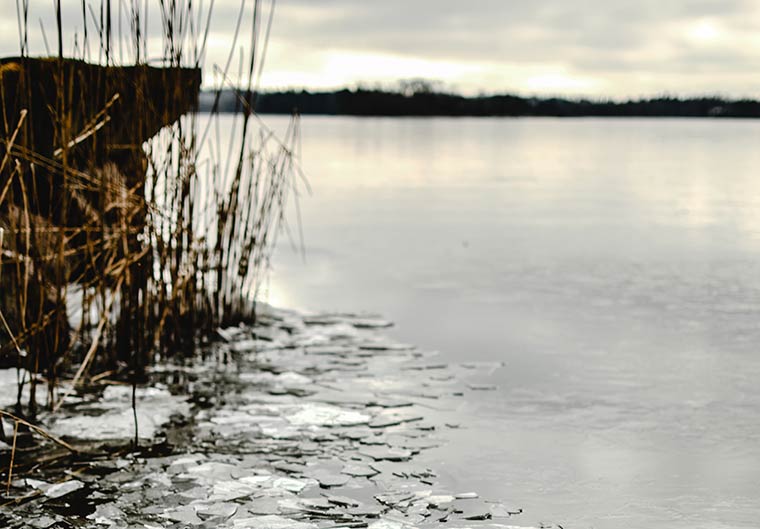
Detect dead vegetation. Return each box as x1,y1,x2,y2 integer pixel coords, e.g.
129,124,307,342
0,0,300,432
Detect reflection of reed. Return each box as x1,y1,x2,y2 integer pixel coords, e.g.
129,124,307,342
0,0,299,420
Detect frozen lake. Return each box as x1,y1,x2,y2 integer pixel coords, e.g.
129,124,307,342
259,115,760,528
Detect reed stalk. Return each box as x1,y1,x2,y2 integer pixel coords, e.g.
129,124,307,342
0,0,300,424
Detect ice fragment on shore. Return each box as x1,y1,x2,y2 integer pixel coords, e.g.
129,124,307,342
194,502,239,519
324,494,361,507
489,503,523,517
366,397,415,409
286,403,370,427
425,495,455,508
348,504,384,517
271,476,308,493
303,345,354,356
178,486,208,500
368,519,414,529
161,505,203,525
185,461,240,481
210,480,263,501
359,342,415,351
369,414,423,429
385,435,439,451
168,453,206,469
272,461,306,475
302,312,393,328
358,446,413,462
310,470,350,488
232,514,317,529
241,371,312,386
350,318,394,329
341,463,380,478
50,385,188,440
302,497,335,510
451,498,495,520
25,478,50,490
454,492,478,499
43,480,84,498
374,491,416,507
242,497,282,515
87,503,126,526
101,385,165,401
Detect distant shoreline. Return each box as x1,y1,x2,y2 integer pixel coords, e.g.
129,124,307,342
200,88,760,118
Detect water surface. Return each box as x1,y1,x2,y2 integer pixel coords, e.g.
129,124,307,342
260,116,760,528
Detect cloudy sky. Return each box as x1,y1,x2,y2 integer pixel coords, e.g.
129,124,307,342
3,1,760,98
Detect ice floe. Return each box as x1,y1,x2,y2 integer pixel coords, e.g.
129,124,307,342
49,385,189,440
0,307,524,529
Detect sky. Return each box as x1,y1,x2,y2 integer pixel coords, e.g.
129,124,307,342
2,1,760,98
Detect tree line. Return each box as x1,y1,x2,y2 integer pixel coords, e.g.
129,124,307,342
200,88,760,118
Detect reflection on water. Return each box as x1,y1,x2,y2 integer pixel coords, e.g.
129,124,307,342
250,116,760,528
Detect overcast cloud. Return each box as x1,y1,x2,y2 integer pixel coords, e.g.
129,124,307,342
2,1,760,98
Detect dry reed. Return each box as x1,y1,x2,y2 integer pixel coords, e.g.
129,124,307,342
0,0,300,428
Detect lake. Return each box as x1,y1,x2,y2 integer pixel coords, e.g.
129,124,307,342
256,115,760,528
